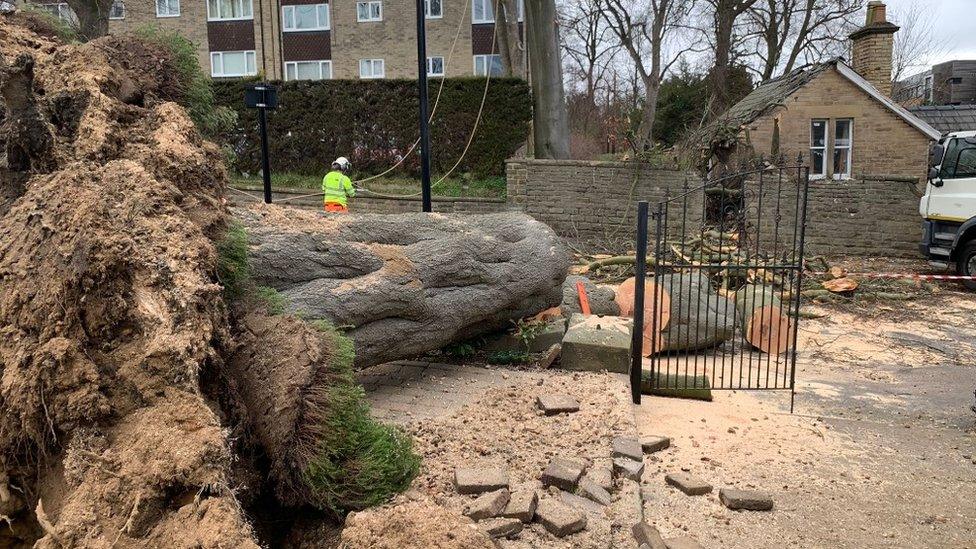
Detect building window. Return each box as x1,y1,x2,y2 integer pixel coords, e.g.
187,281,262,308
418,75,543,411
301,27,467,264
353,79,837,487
427,56,444,77
356,1,382,21
156,0,180,17
832,119,852,180
207,0,253,21
283,3,329,31
473,54,502,76
285,60,332,80
425,0,442,18
211,51,257,77
108,0,125,19
472,0,492,23
924,74,933,101
952,148,976,178
810,119,827,179
359,58,385,79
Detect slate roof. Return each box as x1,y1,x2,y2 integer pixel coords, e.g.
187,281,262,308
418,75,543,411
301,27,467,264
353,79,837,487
909,105,976,134
716,61,835,130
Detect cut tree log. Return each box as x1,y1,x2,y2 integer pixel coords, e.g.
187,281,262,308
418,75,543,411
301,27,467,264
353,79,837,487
237,205,571,368
734,284,794,354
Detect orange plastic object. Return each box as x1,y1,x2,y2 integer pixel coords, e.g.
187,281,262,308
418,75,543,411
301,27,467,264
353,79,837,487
576,280,591,315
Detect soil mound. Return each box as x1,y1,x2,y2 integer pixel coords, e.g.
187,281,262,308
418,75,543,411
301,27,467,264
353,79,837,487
0,16,256,548
339,501,496,549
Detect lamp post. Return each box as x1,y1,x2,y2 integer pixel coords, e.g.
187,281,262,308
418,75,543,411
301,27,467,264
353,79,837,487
415,0,433,212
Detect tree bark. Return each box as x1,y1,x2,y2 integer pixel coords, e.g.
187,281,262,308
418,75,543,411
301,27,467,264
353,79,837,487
645,272,735,354
236,206,572,368
525,0,571,158
66,0,113,40
496,0,525,78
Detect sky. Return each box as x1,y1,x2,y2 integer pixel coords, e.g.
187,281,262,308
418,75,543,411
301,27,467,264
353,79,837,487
884,0,976,73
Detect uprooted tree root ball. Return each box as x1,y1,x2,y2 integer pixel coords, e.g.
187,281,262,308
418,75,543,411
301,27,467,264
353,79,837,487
0,15,418,547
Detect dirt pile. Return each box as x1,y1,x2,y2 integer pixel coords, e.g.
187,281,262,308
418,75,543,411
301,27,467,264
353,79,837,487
0,16,256,548
339,501,496,549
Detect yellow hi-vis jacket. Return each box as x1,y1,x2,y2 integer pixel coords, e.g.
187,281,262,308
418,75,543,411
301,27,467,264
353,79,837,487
322,170,356,206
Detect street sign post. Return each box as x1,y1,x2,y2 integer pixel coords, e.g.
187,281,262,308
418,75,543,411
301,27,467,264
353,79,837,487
245,84,279,204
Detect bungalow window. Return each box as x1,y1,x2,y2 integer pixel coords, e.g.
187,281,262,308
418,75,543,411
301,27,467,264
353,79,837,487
810,119,827,178
357,1,382,21
833,119,852,180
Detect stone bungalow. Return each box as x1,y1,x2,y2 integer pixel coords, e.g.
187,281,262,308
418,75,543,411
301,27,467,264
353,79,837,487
703,1,942,257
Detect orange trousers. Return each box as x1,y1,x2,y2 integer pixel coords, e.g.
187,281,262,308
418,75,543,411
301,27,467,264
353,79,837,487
324,202,348,213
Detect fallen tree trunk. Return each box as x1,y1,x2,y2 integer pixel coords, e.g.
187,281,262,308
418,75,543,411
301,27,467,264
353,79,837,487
236,205,571,368
734,283,794,354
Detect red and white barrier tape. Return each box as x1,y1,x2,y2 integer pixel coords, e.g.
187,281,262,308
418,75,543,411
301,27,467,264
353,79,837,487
810,272,976,281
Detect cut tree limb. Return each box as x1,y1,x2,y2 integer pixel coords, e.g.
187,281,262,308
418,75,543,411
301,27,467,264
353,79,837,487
734,284,794,354
237,205,571,367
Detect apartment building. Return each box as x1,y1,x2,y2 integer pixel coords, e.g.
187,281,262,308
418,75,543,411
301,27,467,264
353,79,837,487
19,0,520,80
895,60,976,107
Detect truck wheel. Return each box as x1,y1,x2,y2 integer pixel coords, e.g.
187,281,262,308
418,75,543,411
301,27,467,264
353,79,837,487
957,240,976,291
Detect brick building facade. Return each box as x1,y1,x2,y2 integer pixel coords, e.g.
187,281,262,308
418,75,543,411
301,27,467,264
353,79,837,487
20,0,521,80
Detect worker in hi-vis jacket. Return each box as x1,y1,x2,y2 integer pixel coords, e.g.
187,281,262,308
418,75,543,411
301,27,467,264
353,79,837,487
322,156,356,212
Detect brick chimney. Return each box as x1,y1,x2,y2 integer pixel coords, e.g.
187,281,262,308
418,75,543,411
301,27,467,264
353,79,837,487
849,1,899,96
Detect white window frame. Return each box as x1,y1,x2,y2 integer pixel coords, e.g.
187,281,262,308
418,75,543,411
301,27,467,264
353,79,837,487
359,58,385,79
156,0,180,18
109,0,125,19
473,54,501,76
425,0,442,18
356,0,382,21
282,3,330,31
832,118,853,180
211,50,257,78
285,60,333,81
810,119,828,180
472,0,492,23
924,74,934,102
207,0,253,21
427,56,445,77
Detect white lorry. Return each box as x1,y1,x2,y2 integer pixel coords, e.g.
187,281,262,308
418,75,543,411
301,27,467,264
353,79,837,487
921,131,976,290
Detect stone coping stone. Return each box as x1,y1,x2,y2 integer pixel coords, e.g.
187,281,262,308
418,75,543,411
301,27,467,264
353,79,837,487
465,488,510,521
641,436,671,453
483,321,566,353
535,498,587,537
612,437,644,461
583,467,613,493
640,373,713,401
561,314,633,374
664,536,705,549
613,458,645,482
719,487,774,511
536,394,580,415
577,478,612,507
559,490,606,516
632,522,667,549
480,517,524,539
501,490,538,523
541,458,585,491
665,473,712,496
455,468,510,494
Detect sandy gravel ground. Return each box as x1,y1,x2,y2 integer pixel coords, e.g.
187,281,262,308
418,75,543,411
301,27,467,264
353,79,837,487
635,292,976,548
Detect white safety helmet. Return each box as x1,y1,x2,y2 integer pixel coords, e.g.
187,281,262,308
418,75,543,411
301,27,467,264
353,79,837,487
333,156,351,171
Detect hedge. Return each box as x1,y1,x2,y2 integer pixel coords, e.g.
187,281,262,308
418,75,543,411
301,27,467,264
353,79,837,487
213,78,532,178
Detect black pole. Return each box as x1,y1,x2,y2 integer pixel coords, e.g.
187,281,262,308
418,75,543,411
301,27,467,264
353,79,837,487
415,0,433,212
630,201,649,404
258,106,272,204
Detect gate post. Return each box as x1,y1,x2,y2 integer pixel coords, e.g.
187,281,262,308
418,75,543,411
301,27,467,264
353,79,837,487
630,201,649,405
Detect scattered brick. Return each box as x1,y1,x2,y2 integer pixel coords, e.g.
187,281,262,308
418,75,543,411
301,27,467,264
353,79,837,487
664,536,706,549
559,490,605,516
479,517,524,539
632,522,668,549
612,437,644,461
641,435,671,453
501,490,538,523
577,478,612,507
719,488,774,511
454,468,510,495
465,488,510,521
612,458,645,482
665,473,712,496
536,394,580,415
541,458,585,491
583,466,613,493
535,498,587,537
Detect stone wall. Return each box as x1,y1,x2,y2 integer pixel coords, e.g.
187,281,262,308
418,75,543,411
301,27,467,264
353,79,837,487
229,184,510,214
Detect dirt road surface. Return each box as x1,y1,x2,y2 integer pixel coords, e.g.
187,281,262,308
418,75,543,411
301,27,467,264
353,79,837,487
635,292,976,548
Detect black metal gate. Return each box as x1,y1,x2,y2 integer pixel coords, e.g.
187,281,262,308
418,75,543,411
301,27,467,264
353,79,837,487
629,164,810,411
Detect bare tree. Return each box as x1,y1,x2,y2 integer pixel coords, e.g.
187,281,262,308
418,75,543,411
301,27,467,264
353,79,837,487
561,0,619,130
526,0,571,158
701,0,756,117
497,0,526,77
599,0,696,151
890,1,951,84
745,0,863,81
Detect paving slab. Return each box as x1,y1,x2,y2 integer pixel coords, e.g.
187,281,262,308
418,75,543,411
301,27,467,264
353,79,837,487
632,522,668,549
480,517,524,539
535,498,587,537
541,457,585,491
612,437,644,461
560,314,632,374
665,473,712,496
613,458,645,482
559,490,606,516
455,468,510,495
583,466,613,493
641,372,713,401
501,490,538,523
465,488,510,520
719,487,774,511
536,394,580,415
641,435,671,453
577,478,612,507
664,536,705,549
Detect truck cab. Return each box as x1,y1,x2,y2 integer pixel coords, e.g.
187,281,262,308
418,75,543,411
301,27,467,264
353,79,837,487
920,131,976,289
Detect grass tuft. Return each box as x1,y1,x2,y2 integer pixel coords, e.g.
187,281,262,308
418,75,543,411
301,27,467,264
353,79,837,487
255,286,286,315
216,220,250,299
